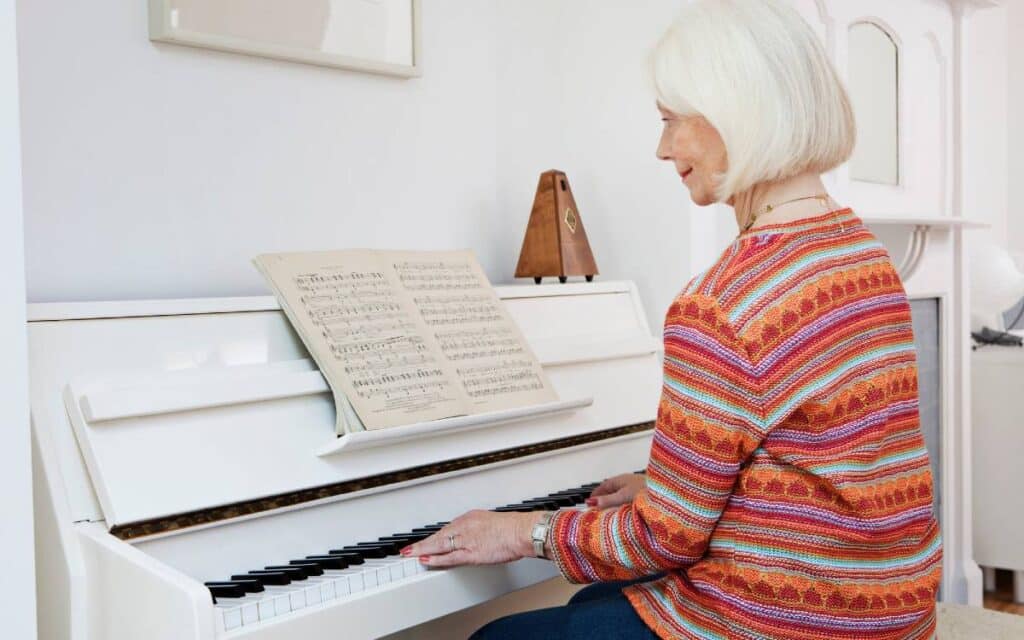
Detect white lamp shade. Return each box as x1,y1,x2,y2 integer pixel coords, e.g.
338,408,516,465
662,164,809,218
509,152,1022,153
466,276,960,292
969,242,1024,331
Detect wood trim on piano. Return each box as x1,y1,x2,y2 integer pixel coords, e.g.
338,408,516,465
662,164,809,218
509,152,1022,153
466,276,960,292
108,421,655,540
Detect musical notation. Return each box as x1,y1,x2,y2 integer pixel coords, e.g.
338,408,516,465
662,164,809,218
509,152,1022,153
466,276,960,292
393,260,479,292
254,249,557,432
296,270,458,413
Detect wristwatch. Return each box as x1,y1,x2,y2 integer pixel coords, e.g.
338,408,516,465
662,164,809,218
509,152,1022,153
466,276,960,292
531,511,555,558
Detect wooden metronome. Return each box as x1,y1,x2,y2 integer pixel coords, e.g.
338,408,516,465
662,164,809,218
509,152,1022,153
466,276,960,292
515,170,598,284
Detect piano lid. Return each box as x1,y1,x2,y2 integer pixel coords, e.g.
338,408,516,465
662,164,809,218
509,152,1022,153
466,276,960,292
29,281,661,530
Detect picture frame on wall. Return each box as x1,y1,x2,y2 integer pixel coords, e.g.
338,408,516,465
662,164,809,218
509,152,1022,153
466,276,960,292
148,0,422,78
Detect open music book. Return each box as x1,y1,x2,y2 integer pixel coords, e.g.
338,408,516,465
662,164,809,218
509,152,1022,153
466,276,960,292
254,249,557,433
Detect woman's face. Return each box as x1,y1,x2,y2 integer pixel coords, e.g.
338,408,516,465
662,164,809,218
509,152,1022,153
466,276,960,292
656,103,728,206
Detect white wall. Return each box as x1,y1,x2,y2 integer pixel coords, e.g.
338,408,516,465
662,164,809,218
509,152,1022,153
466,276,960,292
18,0,966,324
17,0,697,325
1008,0,1024,255
2,0,37,636
493,0,692,322
962,3,1009,246
18,0,501,299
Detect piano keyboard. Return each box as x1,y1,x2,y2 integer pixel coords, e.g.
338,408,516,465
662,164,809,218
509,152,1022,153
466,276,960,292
206,481,602,632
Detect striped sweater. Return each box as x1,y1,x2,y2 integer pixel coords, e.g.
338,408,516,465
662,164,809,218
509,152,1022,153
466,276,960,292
547,209,942,639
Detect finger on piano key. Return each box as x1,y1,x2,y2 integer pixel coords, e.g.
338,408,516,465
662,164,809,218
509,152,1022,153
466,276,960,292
209,483,606,632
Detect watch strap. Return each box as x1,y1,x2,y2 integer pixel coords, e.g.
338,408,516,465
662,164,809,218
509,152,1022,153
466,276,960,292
531,511,556,558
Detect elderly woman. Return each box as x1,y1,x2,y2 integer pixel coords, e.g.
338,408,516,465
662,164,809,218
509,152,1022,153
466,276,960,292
402,1,942,638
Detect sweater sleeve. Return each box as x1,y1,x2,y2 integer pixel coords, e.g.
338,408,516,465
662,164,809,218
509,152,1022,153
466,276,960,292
546,294,766,583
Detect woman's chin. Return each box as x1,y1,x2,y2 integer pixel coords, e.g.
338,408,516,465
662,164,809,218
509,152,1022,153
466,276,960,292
688,190,716,207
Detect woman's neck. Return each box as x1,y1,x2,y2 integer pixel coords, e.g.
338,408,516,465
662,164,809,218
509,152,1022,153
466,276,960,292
727,173,835,232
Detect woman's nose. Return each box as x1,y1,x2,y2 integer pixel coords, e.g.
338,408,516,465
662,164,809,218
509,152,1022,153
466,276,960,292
655,133,672,161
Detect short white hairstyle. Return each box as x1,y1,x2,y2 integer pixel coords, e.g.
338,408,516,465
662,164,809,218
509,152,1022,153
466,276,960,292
650,0,856,202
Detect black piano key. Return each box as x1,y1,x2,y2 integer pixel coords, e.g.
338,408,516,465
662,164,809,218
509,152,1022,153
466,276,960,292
411,526,444,534
331,546,387,559
531,495,575,507
502,504,539,512
262,565,309,577
548,493,587,504
205,582,248,599
233,571,291,586
549,489,590,498
379,534,428,545
300,556,349,570
222,578,264,593
356,540,400,555
324,551,365,565
519,500,559,511
269,562,323,577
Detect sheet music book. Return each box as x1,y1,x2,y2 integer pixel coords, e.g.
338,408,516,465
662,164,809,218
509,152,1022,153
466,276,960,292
254,249,558,433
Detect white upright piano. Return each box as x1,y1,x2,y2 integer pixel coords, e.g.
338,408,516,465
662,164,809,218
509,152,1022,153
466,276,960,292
29,280,662,639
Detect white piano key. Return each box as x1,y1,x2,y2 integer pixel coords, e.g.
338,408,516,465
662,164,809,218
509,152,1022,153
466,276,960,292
240,602,259,626
316,577,337,601
399,558,420,578
335,573,356,593
338,568,365,593
216,604,243,631
388,562,404,582
362,568,379,589
287,586,307,610
256,596,277,621
268,591,291,617
303,581,323,606
362,558,400,584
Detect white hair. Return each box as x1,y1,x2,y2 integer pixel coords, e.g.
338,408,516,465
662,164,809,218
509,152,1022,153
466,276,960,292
649,0,856,202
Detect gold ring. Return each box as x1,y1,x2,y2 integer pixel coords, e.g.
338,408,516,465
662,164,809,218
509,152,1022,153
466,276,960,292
447,534,457,552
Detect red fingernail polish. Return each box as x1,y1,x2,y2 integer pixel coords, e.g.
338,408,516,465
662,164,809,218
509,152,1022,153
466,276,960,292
419,556,429,563
585,498,597,506
400,547,411,556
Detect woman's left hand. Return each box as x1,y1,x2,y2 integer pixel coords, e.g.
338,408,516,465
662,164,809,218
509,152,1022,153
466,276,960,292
400,510,543,568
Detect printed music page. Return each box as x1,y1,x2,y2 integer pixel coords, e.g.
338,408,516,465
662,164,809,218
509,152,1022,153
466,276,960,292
392,250,556,413
254,249,556,433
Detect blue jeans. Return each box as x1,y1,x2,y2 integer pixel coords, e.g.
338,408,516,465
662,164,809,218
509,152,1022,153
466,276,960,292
469,574,662,639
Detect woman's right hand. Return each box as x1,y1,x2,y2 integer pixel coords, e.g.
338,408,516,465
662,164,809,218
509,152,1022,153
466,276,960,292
586,473,647,508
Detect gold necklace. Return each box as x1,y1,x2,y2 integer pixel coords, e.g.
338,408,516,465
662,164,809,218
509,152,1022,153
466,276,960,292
740,192,831,234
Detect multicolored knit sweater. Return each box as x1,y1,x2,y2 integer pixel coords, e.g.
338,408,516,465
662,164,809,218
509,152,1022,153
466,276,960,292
547,209,942,639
